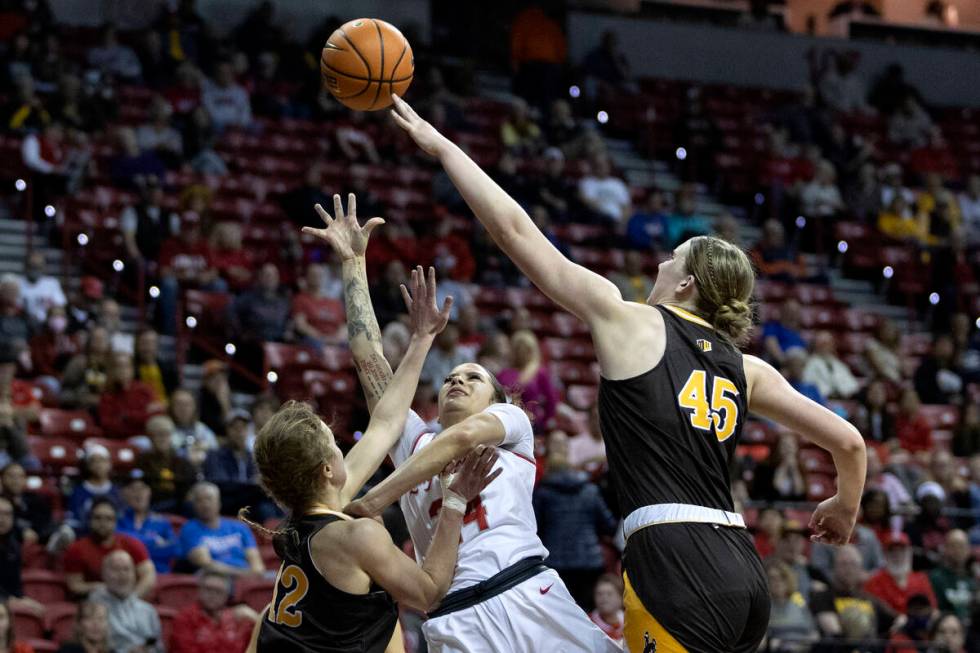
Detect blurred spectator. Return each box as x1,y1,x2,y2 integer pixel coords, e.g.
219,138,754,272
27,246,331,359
861,487,902,546
500,97,543,155
799,160,844,219
888,97,934,148
279,163,330,229
664,185,712,249
878,194,928,244
928,450,970,515
67,445,120,529
625,190,668,252
927,529,974,621
95,299,134,355
5,76,50,132
60,325,111,409
752,433,807,502
588,574,624,643
751,220,804,283
169,388,218,453
510,4,566,111
198,360,231,437
335,112,379,165
956,174,980,246
607,251,653,303
421,324,469,395
845,161,881,223
578,156,631,225
1,463,53,544
929,613,966,653
251,51,297,118
950,313,980,383
29,305,75,381
869,64,921,116
231,263,290,351
178,482,264,576
0,599,34,653
913,334,963,405
64,498,155,599
673,89,721,184
568,404,606,474
853,381,893,443
170,571,258,653
66,277,104,334
477,331,511,377
292,264,344,348
456,304,486,358
90,551,162,653
87,25,141,81
785,350,825,409
765,559,818,651
136,95,183,167
535,148,577,223
802,331,860,400
245,394,278,450
133,329,177,404
203,409,261,516
0,277,31,371
889,592,937,650
952,405,979,458
165,62,204,119
157,216,222,336
754,507,783,558
811,545,895,639
202,60,251,131
209,222,253,291
0,495,43,615
906,481,952,552
498,330,559,428
810,495,884,579
426,220,477,288
863,532,936,614
544,99,582,152
817,51,871,115
909,127,959,179
581,31,635,101
185,108,227,175
98,352,164,438
17,251,65,325
137,415,197,513
769,519,816,601
109,127,165,189
533,431,617,610
865,320,903,385
879,163,915,209
895,388,932,454
117,476,178,574
121,175,179,264
0,401,28,471
55,600,111,653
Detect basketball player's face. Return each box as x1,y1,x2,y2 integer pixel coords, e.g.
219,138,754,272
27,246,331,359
438,363,496,419
648,240,692,305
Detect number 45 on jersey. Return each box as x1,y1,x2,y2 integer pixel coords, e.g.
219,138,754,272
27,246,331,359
677,370,739,442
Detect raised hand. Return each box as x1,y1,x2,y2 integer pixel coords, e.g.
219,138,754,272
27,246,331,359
302,193,385,260
808,494,857,546
389,94,449,157
400,265,453,338
447,446,501,503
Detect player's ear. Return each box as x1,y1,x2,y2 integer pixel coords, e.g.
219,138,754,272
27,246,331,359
676,274,696,296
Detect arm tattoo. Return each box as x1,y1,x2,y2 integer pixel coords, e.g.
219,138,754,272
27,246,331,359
342,258,383,347
353,352,391,404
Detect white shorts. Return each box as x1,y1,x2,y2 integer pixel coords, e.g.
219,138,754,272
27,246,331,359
422,569,622,653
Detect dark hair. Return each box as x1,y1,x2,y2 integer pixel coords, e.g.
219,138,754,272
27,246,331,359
242,400,334,559
69,601,109,650
860,488,891,526
89,496,118,520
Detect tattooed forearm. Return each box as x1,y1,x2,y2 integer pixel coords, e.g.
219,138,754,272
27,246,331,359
353,352,391,404
342,256,384,349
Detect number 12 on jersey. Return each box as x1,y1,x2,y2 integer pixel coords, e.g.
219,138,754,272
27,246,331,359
677,370,740,441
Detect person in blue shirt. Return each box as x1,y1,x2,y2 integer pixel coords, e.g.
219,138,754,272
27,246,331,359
783,348,826,407
762,298,808,366
625,190,668,252
117,475,178,573
203,409,270,520
67,444,122,531
179,481,264,577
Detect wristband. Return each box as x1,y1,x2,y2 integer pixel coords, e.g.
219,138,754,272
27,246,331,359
441,488,467,515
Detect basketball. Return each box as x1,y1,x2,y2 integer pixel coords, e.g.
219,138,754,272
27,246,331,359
321,18,414,111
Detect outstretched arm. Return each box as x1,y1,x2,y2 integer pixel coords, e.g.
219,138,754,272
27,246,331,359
390,95,625,326
345,411,506,517
304,194,391,413
339,266,453,505
745,355,866,545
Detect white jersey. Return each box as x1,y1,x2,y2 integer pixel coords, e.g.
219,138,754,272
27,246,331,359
390,404,549,593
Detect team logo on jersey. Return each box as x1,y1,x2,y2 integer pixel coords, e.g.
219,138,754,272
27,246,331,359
642,632,657,652
696,338,713,352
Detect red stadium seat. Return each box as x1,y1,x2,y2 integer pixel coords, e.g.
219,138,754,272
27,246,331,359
37,408,103,441
23,640,58,653
799,448,835,475
741,422,775,445
11,605,44,639
45,603,78,643
29,436,82,473
235,577,276,612
260,543,280,570
82,438,138,470
154,574,199,608
806,473,836,502
918,405,959,429
157,605,178,648
22,569,68,603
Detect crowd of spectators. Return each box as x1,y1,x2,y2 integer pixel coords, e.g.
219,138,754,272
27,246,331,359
0,1,978,652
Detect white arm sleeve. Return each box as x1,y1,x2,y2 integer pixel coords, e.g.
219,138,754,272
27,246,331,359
483,403,534,459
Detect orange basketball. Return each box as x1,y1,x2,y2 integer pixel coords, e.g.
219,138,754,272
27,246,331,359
321,18,413,112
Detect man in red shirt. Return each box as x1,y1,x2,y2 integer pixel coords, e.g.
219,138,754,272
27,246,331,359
291,263,344,347
863,532,937,613
63,497,156,599
98,352,165,438
170,570,259,653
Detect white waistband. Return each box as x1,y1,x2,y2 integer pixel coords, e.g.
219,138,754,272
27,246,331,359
623,503,746,541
